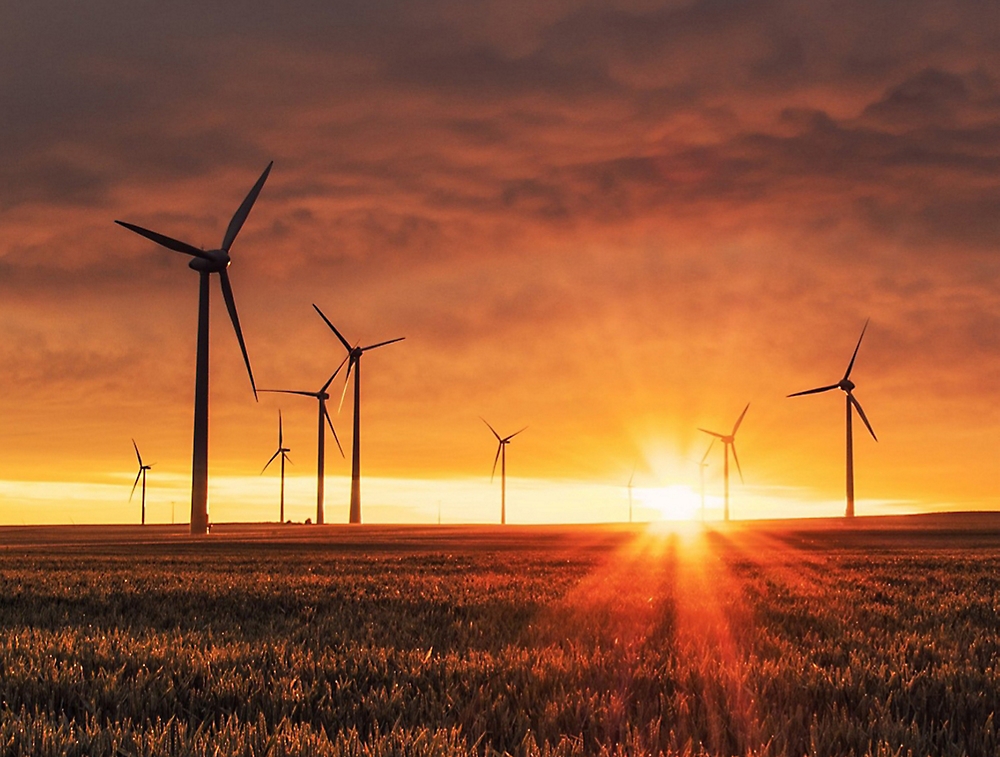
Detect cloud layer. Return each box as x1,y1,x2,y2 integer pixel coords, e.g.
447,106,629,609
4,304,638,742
2,1,1000,518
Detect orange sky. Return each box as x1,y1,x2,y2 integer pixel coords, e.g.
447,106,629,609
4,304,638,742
1,1,1000,524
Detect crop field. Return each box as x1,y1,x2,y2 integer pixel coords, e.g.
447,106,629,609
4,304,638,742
1,514,1000,756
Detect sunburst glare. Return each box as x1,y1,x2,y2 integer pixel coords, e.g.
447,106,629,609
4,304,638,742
639,484,701,521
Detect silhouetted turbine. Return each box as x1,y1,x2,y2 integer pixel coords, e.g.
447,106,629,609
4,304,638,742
313,304,404,524
697,440,713,523
698,403,749,522
262,410,293,523
482,418,526,525
130,439,152,525
116,163,271,534
259,360,346,524
788,319,877,518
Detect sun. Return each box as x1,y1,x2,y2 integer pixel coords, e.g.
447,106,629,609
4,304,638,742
640,484,701,521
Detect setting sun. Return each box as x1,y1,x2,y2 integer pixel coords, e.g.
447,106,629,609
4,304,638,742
639,484,702,522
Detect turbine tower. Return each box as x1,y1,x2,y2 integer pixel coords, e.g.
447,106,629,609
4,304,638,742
627,466,635,524
482,418,526,525
260,362,346,524
116,163,271,534
788,319,877,518
313,304,404,524
130,439,152,525
262,410,292,523
698,403,749,522
697,440,713,523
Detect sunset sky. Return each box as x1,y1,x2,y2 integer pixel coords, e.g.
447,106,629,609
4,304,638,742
2,1,1000,524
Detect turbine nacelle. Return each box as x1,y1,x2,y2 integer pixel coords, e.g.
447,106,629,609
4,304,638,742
840,378,855,393
188,249,231,273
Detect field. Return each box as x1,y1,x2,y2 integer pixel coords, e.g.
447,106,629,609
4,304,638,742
1,514,999,756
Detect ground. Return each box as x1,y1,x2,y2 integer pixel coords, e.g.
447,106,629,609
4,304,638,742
0,513,998,756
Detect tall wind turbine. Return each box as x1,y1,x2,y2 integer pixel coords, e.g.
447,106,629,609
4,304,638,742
788,319,877,518
130,439,152,525
698,403,749,522
116,163,271,534
313,304,404,524
260,362,346,524
697,441,713,522
482,418,526,525
262,411,292,523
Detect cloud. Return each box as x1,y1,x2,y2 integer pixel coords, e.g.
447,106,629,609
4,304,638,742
3,1,1000,514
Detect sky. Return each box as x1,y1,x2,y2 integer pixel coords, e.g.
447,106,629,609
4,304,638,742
2,0,1000,525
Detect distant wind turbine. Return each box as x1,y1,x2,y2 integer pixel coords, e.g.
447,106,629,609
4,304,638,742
627,464,636,524
130,439,153,525
313,305,404,524
697,440,713,522
788,319,877,518
482,418,526,525
262,410,293,523
698,403,749,522
259,362,346,524
116,162,272,534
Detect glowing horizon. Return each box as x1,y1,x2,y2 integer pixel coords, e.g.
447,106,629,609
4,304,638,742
0,470,971,528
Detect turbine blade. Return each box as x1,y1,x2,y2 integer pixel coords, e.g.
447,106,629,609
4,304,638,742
259,389,316,397
843,318,870,381
115,221,211,260
132,438,142,466
731,442,744,483
480,417,502,441
491,443,502,482
361,337,405,352
337,359,354,413
324,405,345,457
701,439,714,465
130,470,142,501
262,450,280,474
504,426,528,442
849,393,878,441
320,353,351,393
312,304,352,351
731,402,750,435
698,428,725,439
285,453,294,466
222,161,272,252
787,384,839,398
218,269,257,400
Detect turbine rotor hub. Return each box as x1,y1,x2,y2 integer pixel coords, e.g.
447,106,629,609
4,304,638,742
840,378,855,392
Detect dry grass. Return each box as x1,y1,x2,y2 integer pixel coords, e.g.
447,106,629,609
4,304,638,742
0,515,998,756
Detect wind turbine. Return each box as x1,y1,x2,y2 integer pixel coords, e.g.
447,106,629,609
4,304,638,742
698,403,749,522
482,418,526,525
130,439,153,525
697,441,713,522
312,304,404,524
116,162,271,534
627,464,637,524
262,410,292,523
788,319,877,518
259,362,346,524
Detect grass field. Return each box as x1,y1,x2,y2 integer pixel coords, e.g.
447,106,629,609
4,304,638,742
1,514,999,756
